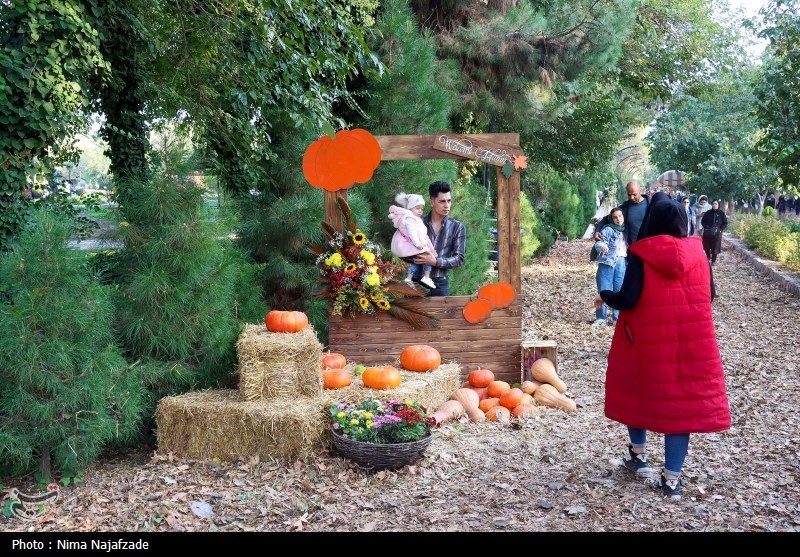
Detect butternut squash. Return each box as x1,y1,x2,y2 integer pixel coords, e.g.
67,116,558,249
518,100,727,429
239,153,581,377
529,357,567,393
533,383,576,412
450,388,485,422
430,400,465,426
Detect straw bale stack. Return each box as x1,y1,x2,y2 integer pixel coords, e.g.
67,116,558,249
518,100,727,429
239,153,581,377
156,389,329,462
326,361,461,413
236,323,323,401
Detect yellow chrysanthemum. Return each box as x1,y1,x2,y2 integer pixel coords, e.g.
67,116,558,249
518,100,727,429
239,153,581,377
376,299,390,310
350,419,359,425
364,412,373,419
337,412,345,418
360,250,375,265
325,252,343,267
344,263,357,272
365,273,380,286
353,232,366,245
366,421,374,429
359,297,370,309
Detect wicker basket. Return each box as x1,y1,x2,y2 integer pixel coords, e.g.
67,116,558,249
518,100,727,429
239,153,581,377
330,428,432,470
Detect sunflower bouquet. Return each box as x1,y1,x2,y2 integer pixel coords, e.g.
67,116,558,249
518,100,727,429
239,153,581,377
312,198,440,329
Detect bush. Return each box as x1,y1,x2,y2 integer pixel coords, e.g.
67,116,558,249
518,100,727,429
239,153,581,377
731,215,800,272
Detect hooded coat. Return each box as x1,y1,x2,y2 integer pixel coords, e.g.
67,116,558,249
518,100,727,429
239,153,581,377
600,193,731,434
388,205,433,258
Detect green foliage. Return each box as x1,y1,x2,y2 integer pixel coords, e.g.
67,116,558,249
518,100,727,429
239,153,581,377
113,156,266,407
0,0,106,250
732,214,800,272
448,176,492,296
519,192,542,263
0,210,146,479
524,165,583,240
762,206,777,218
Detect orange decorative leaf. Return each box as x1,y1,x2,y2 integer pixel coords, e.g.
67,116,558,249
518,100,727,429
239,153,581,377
512,154,528,170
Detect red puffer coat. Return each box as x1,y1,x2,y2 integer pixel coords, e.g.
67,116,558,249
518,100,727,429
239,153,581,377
605,235,731,434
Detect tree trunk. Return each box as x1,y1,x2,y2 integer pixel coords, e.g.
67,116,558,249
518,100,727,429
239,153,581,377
39,449,51,480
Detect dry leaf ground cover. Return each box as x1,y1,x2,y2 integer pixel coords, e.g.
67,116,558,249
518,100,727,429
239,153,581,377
2,237,799,533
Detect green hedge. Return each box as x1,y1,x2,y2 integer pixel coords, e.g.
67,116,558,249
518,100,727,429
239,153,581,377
730,215,800,272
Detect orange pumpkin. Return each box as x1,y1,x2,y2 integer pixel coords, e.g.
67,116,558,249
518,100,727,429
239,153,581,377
467,368,495,388
511,403,535,418
467,386,489,401
265,310,308,333
361,365,402,390
321,352,347,369
476,281,516,309
479,397,501,413
399,345,441,372
485,405,511,422
323,368,352,390
462,298,492,324
486,380,511,398
499,387,525,410
302,129,381,191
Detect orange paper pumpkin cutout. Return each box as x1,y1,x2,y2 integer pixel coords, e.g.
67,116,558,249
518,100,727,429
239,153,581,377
302,128,382,191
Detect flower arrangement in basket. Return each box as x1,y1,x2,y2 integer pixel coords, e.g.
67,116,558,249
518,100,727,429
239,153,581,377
329,399,434,444
312,198,439,329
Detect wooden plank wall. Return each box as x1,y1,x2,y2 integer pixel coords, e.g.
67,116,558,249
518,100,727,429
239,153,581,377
328,296,522,385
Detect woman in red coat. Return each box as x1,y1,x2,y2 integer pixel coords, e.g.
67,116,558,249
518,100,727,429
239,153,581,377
600,192,730,500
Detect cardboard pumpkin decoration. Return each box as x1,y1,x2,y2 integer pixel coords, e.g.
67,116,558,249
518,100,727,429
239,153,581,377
302,128,382,191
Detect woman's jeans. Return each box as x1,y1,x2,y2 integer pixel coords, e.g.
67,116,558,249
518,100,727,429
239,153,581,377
595,258,626,321
628,427,690,477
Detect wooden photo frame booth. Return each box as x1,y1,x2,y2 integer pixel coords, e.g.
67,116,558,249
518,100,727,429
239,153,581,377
325,132,523,385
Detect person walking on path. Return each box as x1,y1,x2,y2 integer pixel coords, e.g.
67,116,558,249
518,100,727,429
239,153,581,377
693,195,712,236
591,207,627,327
599,192,731,500
700,200,728,265
682,198,696,236
594,181,649,246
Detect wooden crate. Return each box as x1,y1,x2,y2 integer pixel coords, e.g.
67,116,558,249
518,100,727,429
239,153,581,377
521,340,558,383
329,296,522,385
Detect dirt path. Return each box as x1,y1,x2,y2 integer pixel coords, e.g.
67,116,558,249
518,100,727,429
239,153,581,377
2,240,799,532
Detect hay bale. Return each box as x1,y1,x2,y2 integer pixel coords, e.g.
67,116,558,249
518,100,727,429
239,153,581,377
237,323,323,401
326,361,461,413
156,389,329,462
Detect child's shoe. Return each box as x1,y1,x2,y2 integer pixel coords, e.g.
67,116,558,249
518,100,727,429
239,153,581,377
420,276,436,289
622,444,652,476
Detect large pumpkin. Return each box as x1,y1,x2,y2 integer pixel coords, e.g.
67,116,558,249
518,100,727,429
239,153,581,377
467,368,495,388
399,345,441,372
321,352,347,369
302,128,382,191
361,365,402,390
265,310,308,333
323,368,352,390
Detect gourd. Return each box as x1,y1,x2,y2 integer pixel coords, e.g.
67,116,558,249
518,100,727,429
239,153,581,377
450,388,485,422
430,400,465,426
511,403,535,418
486,380,511,398
520,380,540,395
529,357,567,393
321,352,347,369
499,388,524,410
400,345,441,372
485,405,511,422
479,397,501,413
361,365,402,390
323,368,352,390
265,310,309,333
533,383,576,412
476,281,516,309
520,393,534,406
462,298,492,324
467,369,495,388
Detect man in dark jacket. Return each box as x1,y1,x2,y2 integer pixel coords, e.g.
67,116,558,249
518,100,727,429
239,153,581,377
594,181,650,245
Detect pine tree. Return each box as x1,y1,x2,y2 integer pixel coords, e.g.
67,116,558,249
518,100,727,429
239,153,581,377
0,211,146,480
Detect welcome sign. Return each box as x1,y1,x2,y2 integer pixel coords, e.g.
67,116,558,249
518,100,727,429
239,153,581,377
432,131,523,167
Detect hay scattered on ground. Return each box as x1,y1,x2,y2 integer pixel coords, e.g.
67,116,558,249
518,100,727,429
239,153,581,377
326,362,461,413
155,389,329,462
236,324,323,401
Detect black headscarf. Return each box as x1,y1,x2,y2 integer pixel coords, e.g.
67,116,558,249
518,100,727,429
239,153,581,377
638,191,689,240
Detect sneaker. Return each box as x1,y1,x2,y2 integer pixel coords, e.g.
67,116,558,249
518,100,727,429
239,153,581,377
591,318,606,327
403,278,414,285
660,471,682,500
420,276,436,289
622,445,652,476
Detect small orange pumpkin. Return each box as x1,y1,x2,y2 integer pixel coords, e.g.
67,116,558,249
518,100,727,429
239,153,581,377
265,310,308,333
463,298,492,324
485,405,511,422
361,365,402,390
323,368,352,390
321,352,347,369
476,281,516,309
486,380,511,398
511,403,535,418
467,369,495,388
479,397,501,413
499,387,525,410
399,345,441,372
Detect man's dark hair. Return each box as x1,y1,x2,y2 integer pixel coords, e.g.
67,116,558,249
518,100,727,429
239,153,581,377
429,181,451,198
